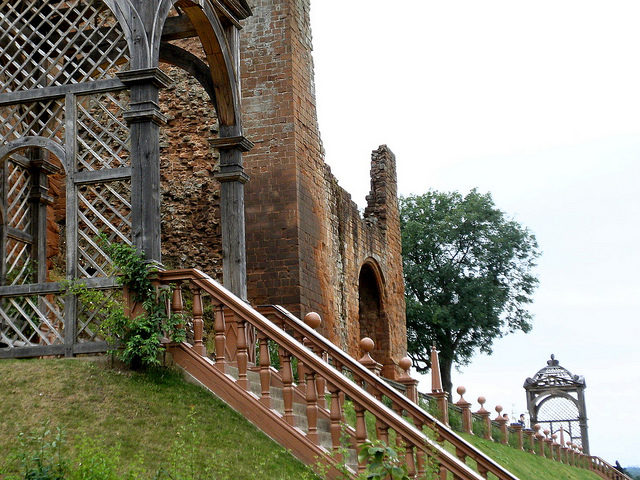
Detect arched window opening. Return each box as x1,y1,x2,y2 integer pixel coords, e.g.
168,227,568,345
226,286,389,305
358,261,391,373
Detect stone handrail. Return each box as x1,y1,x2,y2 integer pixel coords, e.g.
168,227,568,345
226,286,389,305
258,304,520,480
157,269,484,479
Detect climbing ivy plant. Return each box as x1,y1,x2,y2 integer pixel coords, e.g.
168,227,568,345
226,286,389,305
68,237,185,369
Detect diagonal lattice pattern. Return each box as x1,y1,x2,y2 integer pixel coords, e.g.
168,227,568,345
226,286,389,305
0,99,65,143
76,287,121,342
0,293,64,347
0,0,129,93
77,181,131,278
6,159,32,231
538,396,582,447
77,91,130,171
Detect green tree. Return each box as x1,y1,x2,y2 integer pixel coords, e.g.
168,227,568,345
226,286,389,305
400,190,540,395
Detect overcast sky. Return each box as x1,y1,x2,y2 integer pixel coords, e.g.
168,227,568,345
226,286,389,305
310,0,640,467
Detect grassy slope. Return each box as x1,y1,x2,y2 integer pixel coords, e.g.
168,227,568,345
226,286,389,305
0,358,316,479
460,433,602,480
0,358,606,480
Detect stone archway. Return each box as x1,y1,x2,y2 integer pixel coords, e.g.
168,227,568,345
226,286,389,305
358,259,393,377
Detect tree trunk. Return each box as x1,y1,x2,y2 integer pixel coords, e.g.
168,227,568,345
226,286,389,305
440,355,454,398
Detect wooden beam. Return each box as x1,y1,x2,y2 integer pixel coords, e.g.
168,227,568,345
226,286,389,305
161,15,198,41
0,79,126,107
74,168,132,185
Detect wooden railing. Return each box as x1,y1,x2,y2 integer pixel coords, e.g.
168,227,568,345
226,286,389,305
258,304,520,480
156,269,487,480
588,456,634,480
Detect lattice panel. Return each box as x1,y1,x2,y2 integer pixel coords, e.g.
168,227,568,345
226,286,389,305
0,99,65,143
77,91,130,171
76,288,121,342
6,159,32,231
0,0,130,93
538,396,582,446
77,181,131,278
0,293,64,347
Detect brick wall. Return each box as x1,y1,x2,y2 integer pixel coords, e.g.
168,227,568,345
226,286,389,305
156,0,407,377
240,0,407,377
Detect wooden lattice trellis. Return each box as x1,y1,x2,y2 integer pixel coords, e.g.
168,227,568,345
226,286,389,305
0,0,252,357
0,0,130,356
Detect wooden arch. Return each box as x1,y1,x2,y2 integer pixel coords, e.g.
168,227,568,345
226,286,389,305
0,137,66,174
103,0,242,129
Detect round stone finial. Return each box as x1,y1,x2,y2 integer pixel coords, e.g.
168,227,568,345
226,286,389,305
495,405,503,414
477,396,486,406
543,429,550,437
359,337,374,353
552,434,557,440
399,356,412,372
303,312,322,329
533,423,541,432
456,385,466,396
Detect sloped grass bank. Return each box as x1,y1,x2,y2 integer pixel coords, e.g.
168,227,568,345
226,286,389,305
460,433,602,480
0,358,316,479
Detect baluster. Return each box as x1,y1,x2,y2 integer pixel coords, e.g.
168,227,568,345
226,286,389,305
533,424,544,457
316,351,327,410
236,319,249,390
476,396,492,440
477,464,489,479
171,283,184,326
415,436,426,478
305,369,319,443
214,305,226,372
402,439,416,478
354,402,368,474
258,332,271,407
280,346,295,425
304,312,326,409
328,383,343,454
191,286,205,356
297,337,308,395
454,447,467,480
551,434,558,461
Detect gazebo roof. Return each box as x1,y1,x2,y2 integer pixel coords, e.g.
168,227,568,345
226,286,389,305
523,354,586,389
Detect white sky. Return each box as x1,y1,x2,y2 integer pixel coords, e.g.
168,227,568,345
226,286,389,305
310,0,640,467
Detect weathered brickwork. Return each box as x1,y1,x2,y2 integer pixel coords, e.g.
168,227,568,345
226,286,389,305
240,0,407,377
159,40,223,278
154,0,407,377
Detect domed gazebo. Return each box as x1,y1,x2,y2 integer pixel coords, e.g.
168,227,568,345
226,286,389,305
524,354,590,454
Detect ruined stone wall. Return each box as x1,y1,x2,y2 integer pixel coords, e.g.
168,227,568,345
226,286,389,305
240,0,407,377
159,40,223,278
151,0,407,377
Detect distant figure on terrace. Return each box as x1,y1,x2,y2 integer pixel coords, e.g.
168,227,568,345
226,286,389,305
518,414,526,427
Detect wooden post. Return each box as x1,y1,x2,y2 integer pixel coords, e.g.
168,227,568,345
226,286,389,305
212,137,252,301
236,319,249,390
118,68,170,263
455,386,473,435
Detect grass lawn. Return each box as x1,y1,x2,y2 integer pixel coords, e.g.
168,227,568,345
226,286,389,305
0,358,317,479
460,433,603,480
